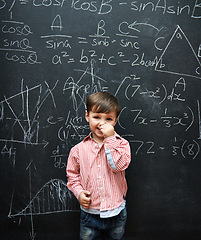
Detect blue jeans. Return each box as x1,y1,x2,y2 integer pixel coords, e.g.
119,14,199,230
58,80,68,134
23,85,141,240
80,207,127,240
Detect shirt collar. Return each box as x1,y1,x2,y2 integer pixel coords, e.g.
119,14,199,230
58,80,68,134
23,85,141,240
83,132,92,142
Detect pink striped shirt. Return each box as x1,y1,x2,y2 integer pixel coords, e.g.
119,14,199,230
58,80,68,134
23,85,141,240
66,132,131,211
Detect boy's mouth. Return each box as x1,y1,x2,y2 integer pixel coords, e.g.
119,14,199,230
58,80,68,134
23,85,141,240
96,127,102,133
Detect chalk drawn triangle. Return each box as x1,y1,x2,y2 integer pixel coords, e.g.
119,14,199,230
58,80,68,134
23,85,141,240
0,85,40,145
155,25,201,79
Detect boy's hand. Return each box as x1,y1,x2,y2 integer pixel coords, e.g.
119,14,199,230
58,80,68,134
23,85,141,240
99,123,115,138
78,190,91,209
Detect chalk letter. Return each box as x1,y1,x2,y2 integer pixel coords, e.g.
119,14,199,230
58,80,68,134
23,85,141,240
192,0,201,18
51,15,63,31
155,0,166,14
96,20,106,36
99,0,112,15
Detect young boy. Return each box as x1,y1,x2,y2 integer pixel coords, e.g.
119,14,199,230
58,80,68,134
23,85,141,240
66,92,131,240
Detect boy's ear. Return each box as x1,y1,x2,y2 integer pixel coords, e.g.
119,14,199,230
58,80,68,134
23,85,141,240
85,111,89,122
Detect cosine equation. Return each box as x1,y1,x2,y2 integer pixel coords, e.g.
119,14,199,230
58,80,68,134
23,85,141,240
1,16,201,81
3,0,200,18
0,20,40,64
36,24,201,80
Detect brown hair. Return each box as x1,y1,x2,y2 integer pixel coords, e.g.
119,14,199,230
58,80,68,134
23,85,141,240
86,92,121,117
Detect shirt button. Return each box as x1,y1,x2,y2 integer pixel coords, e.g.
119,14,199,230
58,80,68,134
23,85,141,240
102,199,104,202
98,165,101,168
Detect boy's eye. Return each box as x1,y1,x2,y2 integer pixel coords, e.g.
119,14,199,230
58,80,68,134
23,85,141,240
94,116,99,119
106,118,112,121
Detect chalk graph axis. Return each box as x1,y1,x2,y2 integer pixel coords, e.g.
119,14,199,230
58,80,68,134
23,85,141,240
155,25,201,80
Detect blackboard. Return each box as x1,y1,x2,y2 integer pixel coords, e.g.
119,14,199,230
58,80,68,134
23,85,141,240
1,1,201,239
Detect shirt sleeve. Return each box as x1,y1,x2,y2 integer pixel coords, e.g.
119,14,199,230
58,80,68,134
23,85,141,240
66,146,84,199
104,135,131,172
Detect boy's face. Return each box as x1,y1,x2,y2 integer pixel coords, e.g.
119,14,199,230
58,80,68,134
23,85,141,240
85,109,118,142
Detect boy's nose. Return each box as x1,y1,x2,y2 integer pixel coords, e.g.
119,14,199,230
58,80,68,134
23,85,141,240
99,119,106,125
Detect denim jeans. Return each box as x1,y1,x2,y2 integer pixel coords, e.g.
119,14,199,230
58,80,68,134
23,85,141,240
80,207,127,240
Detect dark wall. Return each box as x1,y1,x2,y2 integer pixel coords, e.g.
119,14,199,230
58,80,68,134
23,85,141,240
1,1,201,239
